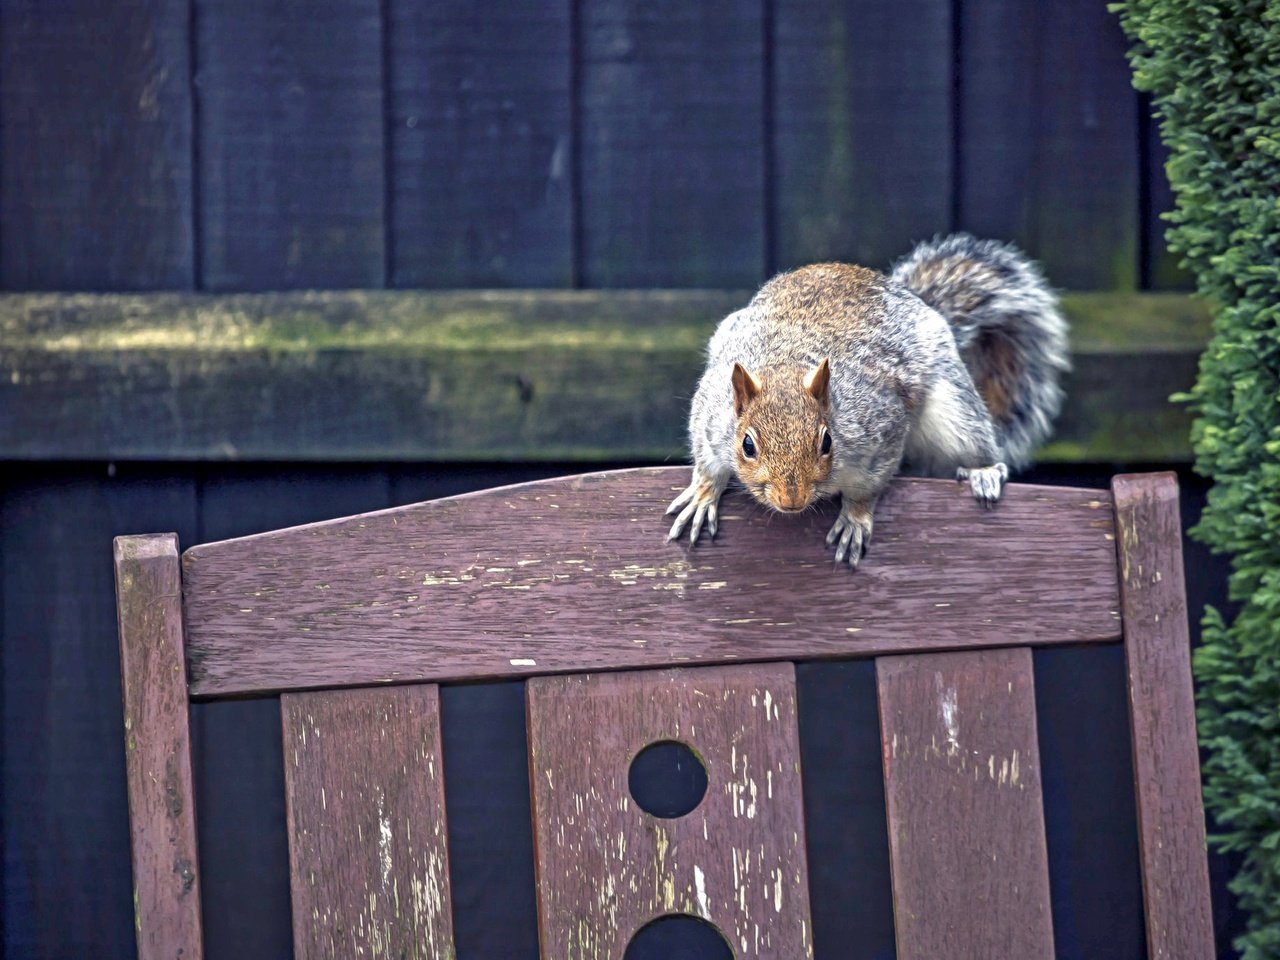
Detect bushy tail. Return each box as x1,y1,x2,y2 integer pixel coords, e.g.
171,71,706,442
891,233,1069,468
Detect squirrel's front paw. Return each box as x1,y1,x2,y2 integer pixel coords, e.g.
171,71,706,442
666,473,728,544
956,463,1009,507
826,500,874,568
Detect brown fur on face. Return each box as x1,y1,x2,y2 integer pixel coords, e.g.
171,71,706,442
732,360,835,513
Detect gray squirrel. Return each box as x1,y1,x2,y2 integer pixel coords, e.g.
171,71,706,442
666,233,1069,567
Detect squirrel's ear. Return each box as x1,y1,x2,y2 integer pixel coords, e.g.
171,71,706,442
731,363,762,416
803,357,831,404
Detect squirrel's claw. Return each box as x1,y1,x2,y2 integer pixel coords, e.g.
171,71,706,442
956,463,1009,507
666,475,727,544
827,500,874,569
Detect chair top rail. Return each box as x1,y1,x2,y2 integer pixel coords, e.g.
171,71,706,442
181,467,1121,699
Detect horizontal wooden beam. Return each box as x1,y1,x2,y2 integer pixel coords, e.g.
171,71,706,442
180,469,1122,698
0,290,1207,462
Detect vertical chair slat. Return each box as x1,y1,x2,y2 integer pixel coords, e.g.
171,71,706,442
877,648,1054,960
1112,473,1215,959
527,663,814,959
114,534,205,960
281,684,456,960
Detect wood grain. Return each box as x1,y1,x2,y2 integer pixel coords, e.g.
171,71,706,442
114,534,204,960
527,664,813,958
388,0,573,287
181,470,1121,697
1112,473,1214,960
773,0,951,271
0,289,1204,462
579,0,765,286
196,0,384,290
282,684,455,960
0,0,193,289
877,648,1054,960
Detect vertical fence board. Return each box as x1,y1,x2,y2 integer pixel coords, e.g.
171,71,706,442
0,0,193,290
192,467,391,960
115,534,205,960
773,0,952,271
958,0,1139,290
196,0,385,290
1,467,198,959
283,684,455,959
579,0,765,287
388,1,573,287
878,648,1055,960
528,664,813,958
1112,473,1214,960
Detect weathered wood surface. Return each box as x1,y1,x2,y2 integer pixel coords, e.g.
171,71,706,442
180,470,1120,698
388,0,573,287
192,470,394,959
773,0,951,271
579,0,765,286
0,0,193,290
0,289,1207,462
282,684,455,960
527,664,812,958
877,648,1054,960
114,534,205,960
1112,473,1214,960
196,0,384,290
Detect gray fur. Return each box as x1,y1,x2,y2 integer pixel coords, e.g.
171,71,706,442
891,233,1069,468
668,234,1069,565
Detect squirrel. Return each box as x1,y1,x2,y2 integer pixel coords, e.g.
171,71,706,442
666,233,1069,567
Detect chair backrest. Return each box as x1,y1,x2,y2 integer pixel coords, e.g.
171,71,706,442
114,468,1214,959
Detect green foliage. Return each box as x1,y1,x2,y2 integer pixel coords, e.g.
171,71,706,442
1113,2,1280,956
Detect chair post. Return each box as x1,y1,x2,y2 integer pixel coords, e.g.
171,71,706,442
114,534,205,960
1112,473,1214,959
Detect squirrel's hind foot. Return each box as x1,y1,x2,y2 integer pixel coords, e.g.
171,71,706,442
666,470,729,544
826,499,875,569
956,463,1009,507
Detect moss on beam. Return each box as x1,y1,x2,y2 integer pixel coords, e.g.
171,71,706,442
0,290,1207,462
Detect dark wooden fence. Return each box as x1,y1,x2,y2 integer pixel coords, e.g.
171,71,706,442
0,0,1241,957
3,0,1179,296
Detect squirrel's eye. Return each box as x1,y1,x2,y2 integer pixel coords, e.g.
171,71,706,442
742,434,757,459
820,429,832,455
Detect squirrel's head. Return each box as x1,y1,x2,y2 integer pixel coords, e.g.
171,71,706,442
731,358,834,513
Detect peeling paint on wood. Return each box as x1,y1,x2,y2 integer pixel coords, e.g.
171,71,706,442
282,685,456,960
181,471,1121,698
527,664,813,958
877,648,1055,959
1112,473,1214,959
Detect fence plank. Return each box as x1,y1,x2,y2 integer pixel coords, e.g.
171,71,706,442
282,684,455,959
115,535,205,960
0,1,193,289
878,648,1055,959
196,0,384,290
527,664,813,958
1112,473,1214,960
181,471,1121,697
388,1,573,287
773,0,951,271
192,467,391,960
579,0,765,286
958,0,1139,290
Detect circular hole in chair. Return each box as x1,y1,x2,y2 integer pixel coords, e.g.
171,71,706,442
628,739,708,819
623,913,734,960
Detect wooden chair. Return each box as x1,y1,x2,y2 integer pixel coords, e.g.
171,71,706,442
114,469,1214,959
